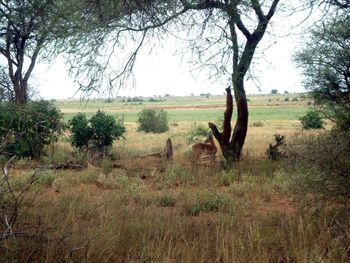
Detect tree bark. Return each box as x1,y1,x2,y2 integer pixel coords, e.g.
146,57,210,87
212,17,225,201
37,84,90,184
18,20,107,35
209,86,247,163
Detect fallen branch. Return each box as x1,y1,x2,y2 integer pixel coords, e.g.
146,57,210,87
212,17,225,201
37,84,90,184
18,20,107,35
36,163,87,170
0,231,51,243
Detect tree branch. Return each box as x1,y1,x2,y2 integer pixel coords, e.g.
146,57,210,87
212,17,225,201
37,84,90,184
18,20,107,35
208,122,222,142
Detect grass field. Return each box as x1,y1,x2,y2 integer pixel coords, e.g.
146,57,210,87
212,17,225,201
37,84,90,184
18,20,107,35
2,94,349,262
58,94,310,123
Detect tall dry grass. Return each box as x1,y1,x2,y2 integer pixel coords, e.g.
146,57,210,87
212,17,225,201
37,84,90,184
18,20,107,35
1,117,348,262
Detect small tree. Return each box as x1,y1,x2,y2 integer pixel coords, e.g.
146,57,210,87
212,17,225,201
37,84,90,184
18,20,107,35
69,113,92,150
90,110,126,152
69,110,125,154
137,109,169,133
271,89,278,94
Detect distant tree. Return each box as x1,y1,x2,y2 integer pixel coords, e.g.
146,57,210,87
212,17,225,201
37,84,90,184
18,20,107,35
271,89,278,94
284,90,289,94
137,109,169,133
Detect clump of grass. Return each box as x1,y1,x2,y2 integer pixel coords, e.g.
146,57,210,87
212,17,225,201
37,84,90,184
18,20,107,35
185,191,230,216
163,164,194,186
79,170,99,184
100,158,114,175
252,121,264,127
157,193,177,207
216,169,240,186
35,170,56,188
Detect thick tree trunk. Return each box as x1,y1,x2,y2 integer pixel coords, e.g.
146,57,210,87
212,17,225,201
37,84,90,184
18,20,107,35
209,86,248,163
13,82,28,105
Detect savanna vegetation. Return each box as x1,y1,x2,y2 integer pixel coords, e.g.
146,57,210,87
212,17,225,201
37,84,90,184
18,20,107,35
1,0,350,262
1,94,350,262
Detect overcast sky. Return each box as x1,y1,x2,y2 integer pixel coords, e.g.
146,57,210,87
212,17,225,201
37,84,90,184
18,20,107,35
32,4,309,100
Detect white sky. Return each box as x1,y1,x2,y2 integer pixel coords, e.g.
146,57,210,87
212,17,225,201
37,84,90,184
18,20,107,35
32,6,308,100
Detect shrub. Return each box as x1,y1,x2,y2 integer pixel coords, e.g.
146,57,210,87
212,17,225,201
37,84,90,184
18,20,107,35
299,110,324,129
90,110,125,152
289,132,350,207
69,113,91,150
0,101,63,158
69,110,125,154
265,134,286,161
284,97,289,102
186,123,210,144
137,109,169,133
252,121,264,127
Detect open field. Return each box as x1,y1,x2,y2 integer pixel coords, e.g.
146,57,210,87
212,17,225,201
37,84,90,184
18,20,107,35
2,94,349,262
57,94,311,123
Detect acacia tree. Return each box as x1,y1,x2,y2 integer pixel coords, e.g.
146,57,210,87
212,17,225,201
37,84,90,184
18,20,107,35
0,0,81,104
63,0,281,163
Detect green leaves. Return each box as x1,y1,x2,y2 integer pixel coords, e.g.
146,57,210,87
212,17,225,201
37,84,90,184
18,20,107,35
137,109,169,133
69,110,125,153
0,101,63,158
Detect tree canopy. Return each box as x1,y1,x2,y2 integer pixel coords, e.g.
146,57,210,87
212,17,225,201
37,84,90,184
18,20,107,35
294,1,350,130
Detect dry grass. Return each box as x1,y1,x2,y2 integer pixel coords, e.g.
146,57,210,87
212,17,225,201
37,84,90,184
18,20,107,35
2,96,349,262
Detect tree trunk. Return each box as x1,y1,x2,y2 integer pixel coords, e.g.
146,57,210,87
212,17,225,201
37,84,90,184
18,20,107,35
209,85,248,164
13,81,28,105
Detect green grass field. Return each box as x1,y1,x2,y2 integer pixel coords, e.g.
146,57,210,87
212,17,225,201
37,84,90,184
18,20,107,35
58,94,311,123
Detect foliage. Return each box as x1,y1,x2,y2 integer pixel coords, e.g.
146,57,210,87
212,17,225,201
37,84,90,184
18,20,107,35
271,89,278,94
0,65,13,102
0,0,74,104
289,132,350,206
0,101,63,158
69,113,92,150
69,110,125,153
186,123,209,144
137,109,169,133
265,134,286,161
294,12,350,130
299,110,324,129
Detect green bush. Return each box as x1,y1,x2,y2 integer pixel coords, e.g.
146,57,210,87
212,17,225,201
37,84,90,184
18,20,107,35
186,123,209,144
0,101,63,158
137,109,169,133
69,110,125,153
299,110,324,129
69,113,91,150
